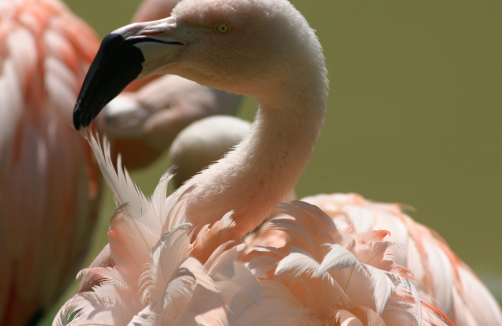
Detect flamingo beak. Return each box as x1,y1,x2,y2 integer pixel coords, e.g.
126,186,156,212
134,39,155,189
73,18,185,130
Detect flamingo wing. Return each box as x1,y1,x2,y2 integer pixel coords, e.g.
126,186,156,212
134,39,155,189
301,193,502,326
0,1,100,325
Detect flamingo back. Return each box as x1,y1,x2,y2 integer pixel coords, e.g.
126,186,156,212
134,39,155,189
300,193,502,326
0,0,100,324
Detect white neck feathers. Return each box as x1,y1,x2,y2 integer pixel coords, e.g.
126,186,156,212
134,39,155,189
181,67,328,235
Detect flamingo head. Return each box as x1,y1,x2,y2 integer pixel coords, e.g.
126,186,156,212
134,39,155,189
73,0,323,130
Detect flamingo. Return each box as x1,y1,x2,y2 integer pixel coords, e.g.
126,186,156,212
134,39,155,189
104,0,242,170
55,0,500,324
0,0,101,325
105,75,242,170
76,115,296,295
168,115,251,189
167,115,297,202
249,194,502,325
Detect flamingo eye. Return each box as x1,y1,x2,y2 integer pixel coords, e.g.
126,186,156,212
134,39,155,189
216,22,230,34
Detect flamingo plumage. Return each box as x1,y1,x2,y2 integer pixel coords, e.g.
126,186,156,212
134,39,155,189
108,106,502,325
76,115,251,294
54,0,500,324
56,133,451,325
249,194,502,325
0,0,100,325
164,114,502,324
166,115,502,324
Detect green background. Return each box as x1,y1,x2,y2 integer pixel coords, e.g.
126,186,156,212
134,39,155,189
41,0,502,324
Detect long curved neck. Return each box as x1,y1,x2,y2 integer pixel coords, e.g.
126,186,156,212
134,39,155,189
180,71,328,236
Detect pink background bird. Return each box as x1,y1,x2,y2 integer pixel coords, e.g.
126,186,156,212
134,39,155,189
0,0,101,325
104,0,242,170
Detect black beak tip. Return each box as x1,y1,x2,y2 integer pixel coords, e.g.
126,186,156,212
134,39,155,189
71,32,146,132
73,99,93,130
73,102,83,130
73,120,81,131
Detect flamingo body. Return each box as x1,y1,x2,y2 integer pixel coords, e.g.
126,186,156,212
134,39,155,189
0,0,100,324
250,193,502,325
116,109,502,324
56,134,450,326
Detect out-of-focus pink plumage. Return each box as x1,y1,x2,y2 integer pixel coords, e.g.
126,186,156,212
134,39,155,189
0,0,100,325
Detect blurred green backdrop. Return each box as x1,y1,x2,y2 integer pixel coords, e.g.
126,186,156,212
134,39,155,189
41,0,502,324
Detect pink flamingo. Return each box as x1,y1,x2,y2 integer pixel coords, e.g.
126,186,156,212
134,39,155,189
250,194,502,325
104,0,242,170
168,115,251,189
57,0,500,324
0,0,101,325
106,75,242,170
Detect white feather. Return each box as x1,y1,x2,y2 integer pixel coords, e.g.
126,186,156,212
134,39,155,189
315,244,359,276
275,247,320,278
364,265,394,315
85,132,152,221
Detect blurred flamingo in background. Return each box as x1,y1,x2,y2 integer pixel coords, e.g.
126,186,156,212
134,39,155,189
66,0,502,323
105,0,242,170
0,0,100,325
168,115,251,189
106,75,242,170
